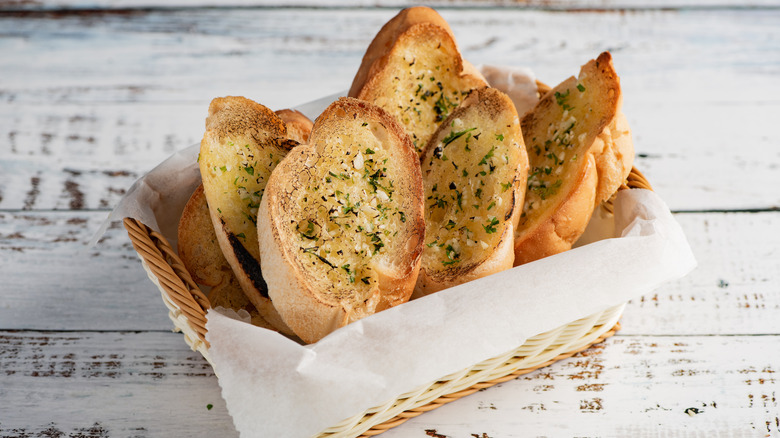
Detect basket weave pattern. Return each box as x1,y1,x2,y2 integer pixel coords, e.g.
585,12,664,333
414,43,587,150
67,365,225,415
124,167,652,437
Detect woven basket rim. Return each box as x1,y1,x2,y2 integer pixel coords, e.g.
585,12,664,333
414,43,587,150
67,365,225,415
124,166,652,437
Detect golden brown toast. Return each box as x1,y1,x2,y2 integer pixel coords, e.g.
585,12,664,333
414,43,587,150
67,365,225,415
349,7,487,156
198,97,301,332
514,52,634,265
257,97,425,343
414,88,528,296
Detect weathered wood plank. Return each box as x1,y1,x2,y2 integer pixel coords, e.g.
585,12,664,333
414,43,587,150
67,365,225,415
2,0,777,12
0,331,236,437
1,331,777,437
1,210,778,335
619,211,780,336
0,211,174,331
1,9,778,210
381,335,780,437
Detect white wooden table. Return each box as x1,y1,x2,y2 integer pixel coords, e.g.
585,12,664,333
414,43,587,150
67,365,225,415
1,2,779,436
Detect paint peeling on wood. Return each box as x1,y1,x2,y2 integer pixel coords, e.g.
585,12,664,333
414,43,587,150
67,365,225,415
0,5,778,437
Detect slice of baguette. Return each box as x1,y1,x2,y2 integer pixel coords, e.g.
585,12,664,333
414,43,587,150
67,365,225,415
275,109,314,144
199,96,300,332
177,185,277,331
349,6,488,156
514,52,634,265
257,97,425,343
414,88,528,297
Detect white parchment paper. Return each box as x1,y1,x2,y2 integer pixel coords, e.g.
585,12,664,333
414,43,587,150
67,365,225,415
206,188,695,438
100,66,697,437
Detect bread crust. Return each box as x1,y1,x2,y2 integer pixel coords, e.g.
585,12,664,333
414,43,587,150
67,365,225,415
199,96,300,334
178,184,233,288
275,109,314,144
413,88,527,297
513,52,633,265
176,185,279,331
349,8,488,156
350,6,455,97
258,97,425,343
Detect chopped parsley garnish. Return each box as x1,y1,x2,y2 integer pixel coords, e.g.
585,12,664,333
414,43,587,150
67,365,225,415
554,89,573,111
442,245,461,266
501,181,513,192
479,146,496,166
244,165,254,176
442,127,477,147
535,179,563,200
364,148,375,154
434,94,455,122
483,217,500,234
369,232,384,253
341,264,355,283
495,133,504,141
329,171,350,181
298,220,318,240
577,83,586,92
303,246,336,269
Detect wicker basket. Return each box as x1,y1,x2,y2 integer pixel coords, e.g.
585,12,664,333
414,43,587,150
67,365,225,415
124,161,652,437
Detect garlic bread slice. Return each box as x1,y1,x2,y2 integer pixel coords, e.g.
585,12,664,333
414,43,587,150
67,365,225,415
177,185,278,331
199,96,299,331
275,108,314,144
414,88,528,297
349,6,487,156
257,97,425,344
514,52,634,265
182,108,311,334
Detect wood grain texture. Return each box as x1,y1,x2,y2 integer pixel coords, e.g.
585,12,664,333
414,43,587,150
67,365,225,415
1,8,778,211
1,331,777,437
380,335,780,437
2,1,777,11
1,210,777,335
0,331,236,438
0,211,173,331
1,4,777,437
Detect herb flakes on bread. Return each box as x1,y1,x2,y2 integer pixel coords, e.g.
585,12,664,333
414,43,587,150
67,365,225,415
349,6,488,156
257,97,425,343
514,52,634,265
414,87,528,297
198,96,299,332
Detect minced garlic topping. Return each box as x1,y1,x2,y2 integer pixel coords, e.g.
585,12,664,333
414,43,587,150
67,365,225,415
287,121,408,299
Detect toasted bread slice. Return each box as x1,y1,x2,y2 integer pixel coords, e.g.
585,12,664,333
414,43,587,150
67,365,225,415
257,97,425,343
275,109,314,144
177,185,277,331
414,88,528,297
514,52,634,265
349,7,487,156
199,96,300,331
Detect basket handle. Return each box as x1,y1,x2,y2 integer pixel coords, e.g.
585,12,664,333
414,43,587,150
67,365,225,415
123,217,211,347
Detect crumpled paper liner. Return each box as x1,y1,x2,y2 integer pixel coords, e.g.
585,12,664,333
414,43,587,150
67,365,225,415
99,66,696,438
207,188,695,438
